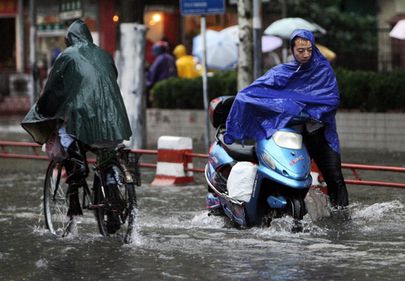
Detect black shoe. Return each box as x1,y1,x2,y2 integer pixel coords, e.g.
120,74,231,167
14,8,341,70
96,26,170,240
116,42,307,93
106,212,121,234
67,185,83,216
329,187,349,208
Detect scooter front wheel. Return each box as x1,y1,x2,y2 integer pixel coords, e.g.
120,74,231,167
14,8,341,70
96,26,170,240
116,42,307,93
288,198,305,220
288,198,306,232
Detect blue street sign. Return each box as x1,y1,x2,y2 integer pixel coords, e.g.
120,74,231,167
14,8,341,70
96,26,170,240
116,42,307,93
180,0,225,16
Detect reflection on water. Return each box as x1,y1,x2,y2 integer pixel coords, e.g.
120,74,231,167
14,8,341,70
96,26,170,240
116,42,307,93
1,123,405,280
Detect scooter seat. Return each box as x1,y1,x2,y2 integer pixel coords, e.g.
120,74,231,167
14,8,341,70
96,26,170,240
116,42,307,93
218,133,258,162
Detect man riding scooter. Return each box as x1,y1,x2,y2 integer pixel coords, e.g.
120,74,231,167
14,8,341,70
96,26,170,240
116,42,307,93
207,29,348,213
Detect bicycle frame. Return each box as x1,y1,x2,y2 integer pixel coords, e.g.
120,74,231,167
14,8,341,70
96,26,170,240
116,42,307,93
92,148,136,206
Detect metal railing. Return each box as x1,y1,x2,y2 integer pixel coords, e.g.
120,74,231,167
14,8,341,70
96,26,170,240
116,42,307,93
1,140,405,189
342,163,405,188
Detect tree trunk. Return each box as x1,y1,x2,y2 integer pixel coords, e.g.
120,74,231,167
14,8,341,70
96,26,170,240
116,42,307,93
118,0,147,149
237,0,254,91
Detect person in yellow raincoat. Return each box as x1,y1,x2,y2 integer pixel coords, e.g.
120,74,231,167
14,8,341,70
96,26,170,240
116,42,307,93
317,44,336,62
173,44,200,78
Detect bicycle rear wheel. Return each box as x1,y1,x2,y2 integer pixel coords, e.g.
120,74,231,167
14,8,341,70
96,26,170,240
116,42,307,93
43,160,71,237
93,162,137,242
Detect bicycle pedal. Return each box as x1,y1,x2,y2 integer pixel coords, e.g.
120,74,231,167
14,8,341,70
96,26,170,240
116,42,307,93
88,203,104,209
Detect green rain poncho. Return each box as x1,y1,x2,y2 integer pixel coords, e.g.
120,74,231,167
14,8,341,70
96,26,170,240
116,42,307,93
21,19,132,146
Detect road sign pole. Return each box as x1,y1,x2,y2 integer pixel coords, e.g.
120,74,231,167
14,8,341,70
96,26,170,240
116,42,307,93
201,16,211,151
253,0,262,79
179,0,225,151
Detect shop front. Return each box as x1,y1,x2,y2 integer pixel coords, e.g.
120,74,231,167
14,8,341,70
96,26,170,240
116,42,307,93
35,0,111,85
0,0,18,99
0,0,238,109
0,0,118,113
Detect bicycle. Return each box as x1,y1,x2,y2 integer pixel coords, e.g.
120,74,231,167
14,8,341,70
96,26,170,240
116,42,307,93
42,144,140,243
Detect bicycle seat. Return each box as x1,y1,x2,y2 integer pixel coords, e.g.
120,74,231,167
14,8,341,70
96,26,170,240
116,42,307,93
217,132,257,162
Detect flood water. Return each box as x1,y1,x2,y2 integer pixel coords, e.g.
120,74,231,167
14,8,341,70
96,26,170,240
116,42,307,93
1,121,405,280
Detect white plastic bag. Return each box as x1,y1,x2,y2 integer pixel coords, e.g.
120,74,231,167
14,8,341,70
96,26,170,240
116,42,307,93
227,162,257,202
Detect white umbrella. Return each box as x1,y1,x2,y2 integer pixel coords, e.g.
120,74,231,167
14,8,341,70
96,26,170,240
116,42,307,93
219,25,283,53
261,35,283,53
192,29,238,70
264,17,326,39
220,25,239,44
390,19,405,40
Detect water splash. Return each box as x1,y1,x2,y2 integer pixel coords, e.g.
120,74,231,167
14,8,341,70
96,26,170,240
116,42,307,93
190,211,226,229
352,200,404,222
305,188,330,222
347,200,405,236
250,215,327,240
124,208,145,246
35,258,48,269
31,225,49,236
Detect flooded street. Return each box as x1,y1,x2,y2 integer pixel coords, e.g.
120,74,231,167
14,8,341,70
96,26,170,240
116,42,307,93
1,123,405,280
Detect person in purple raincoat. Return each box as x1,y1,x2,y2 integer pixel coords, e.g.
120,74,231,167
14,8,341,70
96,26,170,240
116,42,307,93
224,29,349,208
146,41,177,106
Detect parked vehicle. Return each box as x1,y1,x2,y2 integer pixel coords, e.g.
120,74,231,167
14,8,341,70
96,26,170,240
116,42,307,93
205,96,313,231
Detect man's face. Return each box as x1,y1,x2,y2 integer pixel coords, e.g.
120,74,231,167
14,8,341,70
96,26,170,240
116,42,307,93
293,38,312,64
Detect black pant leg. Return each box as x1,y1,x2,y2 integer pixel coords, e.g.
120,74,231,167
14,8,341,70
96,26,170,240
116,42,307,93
304,129,349,207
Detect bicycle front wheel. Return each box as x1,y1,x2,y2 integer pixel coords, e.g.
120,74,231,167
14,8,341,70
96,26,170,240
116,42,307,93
43,160,71,237
94,162,137,242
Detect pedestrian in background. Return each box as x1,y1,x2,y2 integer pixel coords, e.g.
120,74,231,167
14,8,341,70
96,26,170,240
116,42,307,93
146,41,177,106
173,44,200,79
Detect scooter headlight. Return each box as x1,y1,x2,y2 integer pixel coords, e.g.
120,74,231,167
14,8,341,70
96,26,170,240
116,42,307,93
273,131,302,149
262,153,276,170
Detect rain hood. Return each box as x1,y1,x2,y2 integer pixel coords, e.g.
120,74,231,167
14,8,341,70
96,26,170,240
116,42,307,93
224,29,341,153
21,19,132,146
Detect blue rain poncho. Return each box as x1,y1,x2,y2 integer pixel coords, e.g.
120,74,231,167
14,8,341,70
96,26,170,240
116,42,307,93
224,29,341,153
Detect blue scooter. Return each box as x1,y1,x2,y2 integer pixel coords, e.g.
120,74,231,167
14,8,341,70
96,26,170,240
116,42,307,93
205,96,313,230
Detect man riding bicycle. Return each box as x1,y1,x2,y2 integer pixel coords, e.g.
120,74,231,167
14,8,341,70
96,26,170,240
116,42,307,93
21,19,132,229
